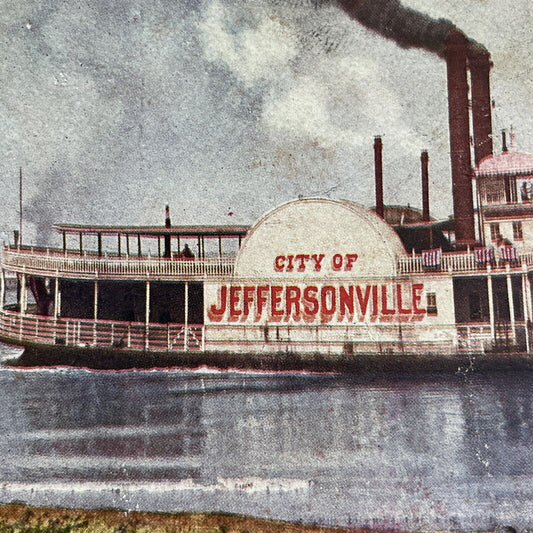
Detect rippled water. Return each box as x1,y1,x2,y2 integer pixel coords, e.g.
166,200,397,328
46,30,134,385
0,341,532,530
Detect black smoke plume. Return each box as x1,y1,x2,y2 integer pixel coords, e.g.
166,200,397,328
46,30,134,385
336,0,486,56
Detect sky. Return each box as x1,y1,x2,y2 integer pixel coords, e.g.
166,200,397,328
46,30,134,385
1,0,532,246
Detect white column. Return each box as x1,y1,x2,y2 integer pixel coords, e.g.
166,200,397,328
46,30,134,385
487,265,495,341
506,265,516,341
93,278,99,345
53,275,59,319
145,278,150,350
0,269,5,309
20,272,26,314
522,269,530,353
184,282,189,352
525,271,533,323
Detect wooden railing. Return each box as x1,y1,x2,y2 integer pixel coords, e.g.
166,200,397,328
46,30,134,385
398,249,533,275
0,309,204,351
2,246,235,279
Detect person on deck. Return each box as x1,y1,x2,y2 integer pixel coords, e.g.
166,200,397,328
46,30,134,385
182,243,194,259
496,234,512,248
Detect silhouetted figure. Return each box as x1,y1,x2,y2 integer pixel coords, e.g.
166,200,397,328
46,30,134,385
182,243,194,259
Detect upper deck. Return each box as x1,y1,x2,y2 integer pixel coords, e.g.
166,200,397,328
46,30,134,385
2,222,249,280
4,243,533,280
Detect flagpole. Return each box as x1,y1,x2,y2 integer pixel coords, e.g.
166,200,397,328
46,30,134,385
19,167,22,248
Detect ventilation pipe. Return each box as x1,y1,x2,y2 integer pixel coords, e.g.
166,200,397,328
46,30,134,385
421,150,430,222
374,135,384,219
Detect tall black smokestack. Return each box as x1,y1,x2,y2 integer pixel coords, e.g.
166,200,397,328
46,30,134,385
164,204,171,258
421,150,430,222
374,136,384,219
468,47,493,164
446,29,475,247
337,0,487,246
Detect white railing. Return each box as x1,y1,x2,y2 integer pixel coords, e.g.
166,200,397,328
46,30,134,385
398,249,533,275
0,308,204,351
2,247,235,279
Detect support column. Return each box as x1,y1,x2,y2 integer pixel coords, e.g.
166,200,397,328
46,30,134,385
0,268,5,309
145,277,150,350
184,281,189,352
93,277,99,345
506,265,516,341
487,265,495,341
522,268,530,353
20,271,27,314
53,275,59,319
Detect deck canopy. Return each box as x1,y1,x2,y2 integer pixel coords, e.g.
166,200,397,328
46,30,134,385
53,224,250,258
53,224,249,238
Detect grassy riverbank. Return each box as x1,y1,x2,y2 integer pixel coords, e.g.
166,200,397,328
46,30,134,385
0,503,389,533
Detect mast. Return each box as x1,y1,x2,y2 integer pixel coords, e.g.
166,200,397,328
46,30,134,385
19,167,23,247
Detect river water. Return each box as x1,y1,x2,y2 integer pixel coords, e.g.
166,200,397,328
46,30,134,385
0,340,532,531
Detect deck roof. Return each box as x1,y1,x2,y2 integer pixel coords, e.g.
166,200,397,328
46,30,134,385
53,224,250,238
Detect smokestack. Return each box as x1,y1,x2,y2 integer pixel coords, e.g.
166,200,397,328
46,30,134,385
446,29,475,247
421,150,430,222
468,47,493,165
374,135,384,219
502,129,508,153
164,204,171,258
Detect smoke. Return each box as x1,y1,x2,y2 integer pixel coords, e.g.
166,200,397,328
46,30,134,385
335,0,486,56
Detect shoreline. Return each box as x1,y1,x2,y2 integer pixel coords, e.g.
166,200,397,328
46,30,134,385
2,337,533,375
0,503,400,533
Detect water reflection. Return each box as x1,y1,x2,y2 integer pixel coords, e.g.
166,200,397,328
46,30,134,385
0,363,532,529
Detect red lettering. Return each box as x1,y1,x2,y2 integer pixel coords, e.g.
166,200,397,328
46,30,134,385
242,286,255,318
229,286,242,319
286,255,294,272
397,284,411,314
295,254,309,272
285,285,301,320
339,285,354,319
412,283,426,314
302,285,319,320
381,285,395,315
270,286,284,318
355,285,371,318
344,254,358,271
274,255,285,272
255,285,269,321
311,254,325,271
207,285,227,322
371,285,379,318
332,254,343,271
321,285,336,322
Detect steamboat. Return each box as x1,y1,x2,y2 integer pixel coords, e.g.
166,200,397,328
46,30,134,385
2,31,533,367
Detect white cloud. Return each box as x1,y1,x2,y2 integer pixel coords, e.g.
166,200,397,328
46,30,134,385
200,1,299,87
263,76,362,148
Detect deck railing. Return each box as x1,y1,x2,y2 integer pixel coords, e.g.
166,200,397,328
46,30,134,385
0,308,204,351
398,249,533,275
2,247,235,279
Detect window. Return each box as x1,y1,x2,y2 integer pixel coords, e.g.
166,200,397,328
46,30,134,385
426,292,437,315
490,223,500,242
513,221,523,240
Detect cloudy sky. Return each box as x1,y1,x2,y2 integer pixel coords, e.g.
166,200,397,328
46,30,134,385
1,0,532,245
